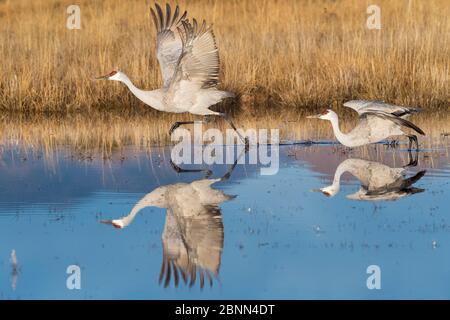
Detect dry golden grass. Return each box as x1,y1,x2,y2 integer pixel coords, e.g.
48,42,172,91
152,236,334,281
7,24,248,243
0,0,448,114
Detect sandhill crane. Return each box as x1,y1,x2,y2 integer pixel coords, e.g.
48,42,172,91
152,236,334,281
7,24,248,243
307,100,425,150
96,3,247,144
101,158,240,288
313,158,426,201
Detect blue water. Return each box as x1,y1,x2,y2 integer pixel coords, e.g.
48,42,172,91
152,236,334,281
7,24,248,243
0,143,449,299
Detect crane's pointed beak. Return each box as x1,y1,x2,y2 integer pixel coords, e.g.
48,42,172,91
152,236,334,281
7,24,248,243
311,188,332,197
306,114,321,119
99,219,123,229
94,74,109,80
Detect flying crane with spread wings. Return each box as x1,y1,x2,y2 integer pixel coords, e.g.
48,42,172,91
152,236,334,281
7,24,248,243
96,3,246,144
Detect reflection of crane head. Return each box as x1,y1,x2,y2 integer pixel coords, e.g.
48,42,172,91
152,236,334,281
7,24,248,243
313,184,339,197
100,219,125,229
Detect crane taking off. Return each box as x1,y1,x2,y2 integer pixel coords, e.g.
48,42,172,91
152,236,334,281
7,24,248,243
307,100,425,150
96,3,246,144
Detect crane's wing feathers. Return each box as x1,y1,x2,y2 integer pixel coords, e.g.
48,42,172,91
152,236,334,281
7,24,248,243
344,100,424,135
160,205,224,288
172,19,220,89
365,111,425,135
343,100,422,117
151,3,187,87
366,170,426,196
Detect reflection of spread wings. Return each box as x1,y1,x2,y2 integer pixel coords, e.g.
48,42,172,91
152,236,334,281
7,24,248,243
159,179,235,288
364,170,426,197
160,205,224,288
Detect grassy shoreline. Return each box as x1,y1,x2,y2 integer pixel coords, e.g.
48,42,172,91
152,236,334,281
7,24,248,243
0,0,448,113
1,112,449,151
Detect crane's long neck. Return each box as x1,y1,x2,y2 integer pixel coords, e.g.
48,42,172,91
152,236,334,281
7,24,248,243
117,197,151,228
322,159,355,196
328,162,347,193
119,74,164,111
117,187,168,228
329,116,350,146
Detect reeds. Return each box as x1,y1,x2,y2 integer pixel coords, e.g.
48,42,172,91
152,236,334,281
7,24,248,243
0,0,448,113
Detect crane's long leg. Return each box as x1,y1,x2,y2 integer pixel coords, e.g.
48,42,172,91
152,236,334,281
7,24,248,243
404,150,419,167
220,114,249,146
406,134,419,151
169,116,213,136
170,141,248,179
220,147,247,181
169,121,196,135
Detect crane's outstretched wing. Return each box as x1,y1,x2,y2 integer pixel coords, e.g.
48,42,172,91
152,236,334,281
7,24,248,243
150,3,187,87
343,100,422,117
344,100,425,135
170,19,220,91
364,111,425,135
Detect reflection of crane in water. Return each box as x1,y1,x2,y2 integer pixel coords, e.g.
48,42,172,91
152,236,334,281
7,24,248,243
314,157,426,201
307,100,425,150
101,153,242,288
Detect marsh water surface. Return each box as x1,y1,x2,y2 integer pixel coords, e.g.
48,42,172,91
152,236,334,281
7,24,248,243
0,138,449,299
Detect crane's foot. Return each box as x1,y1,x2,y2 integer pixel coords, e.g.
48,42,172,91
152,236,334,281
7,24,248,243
386,139,399,148
169,159,212,176
404,150,419,167
221,172,232,181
